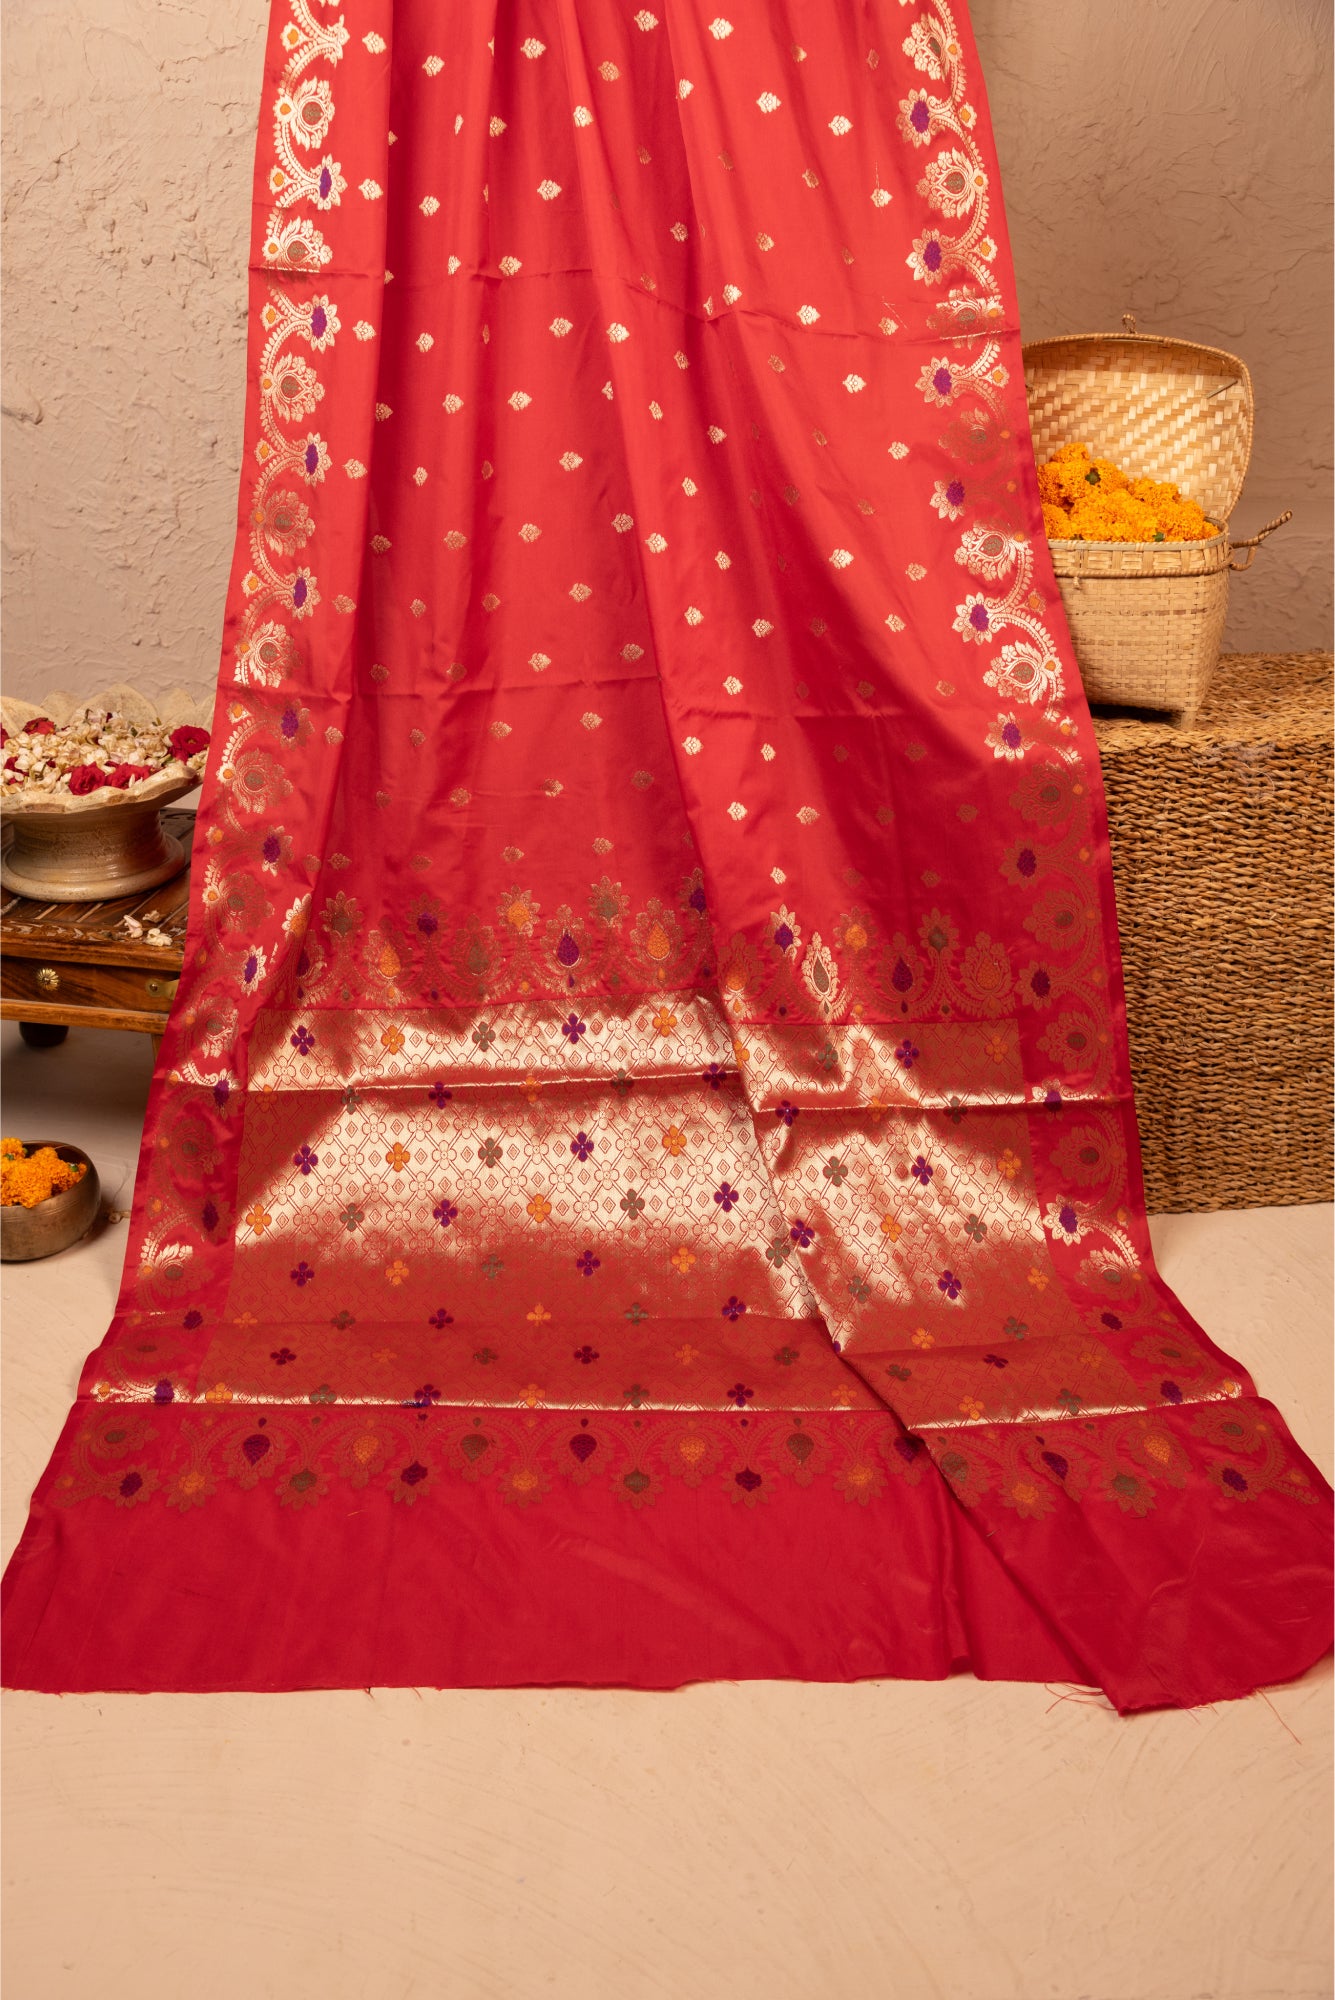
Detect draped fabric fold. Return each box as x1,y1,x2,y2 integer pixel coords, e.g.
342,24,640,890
4,0,1330,1708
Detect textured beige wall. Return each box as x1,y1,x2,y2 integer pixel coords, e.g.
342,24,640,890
3,0,1331,707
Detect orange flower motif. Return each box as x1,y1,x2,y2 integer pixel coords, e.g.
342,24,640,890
380,1023,406,1053
520,1382,546,1408
1027,1265,1050,1291
385,1142,411,1172
669,1244,696,1274
675,1343,700,1365
244,1204,272,1235
879,1213,903,1241
911,1328,934,1350
204,1382,233,1404
526,1193,552,1223
385,1259,410,1286
232,1310,258,1328
997,1149,1021,1178
830,1383,857,1408
521,1072,542,1104
662,1125,688,1156
958,1396,985,1419
652,1006,679,1037
984,1032,1009,1064
731,1040,751,1067
526,1302,552,1324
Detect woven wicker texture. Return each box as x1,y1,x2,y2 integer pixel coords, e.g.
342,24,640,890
1023,333,1253,523
1094,651,1333,1213
1025,332,1255,722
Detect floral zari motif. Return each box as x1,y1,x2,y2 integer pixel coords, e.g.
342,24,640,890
4,0,1329,1706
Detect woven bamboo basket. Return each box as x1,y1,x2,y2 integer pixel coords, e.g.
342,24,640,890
1094,651,1333,1211
1024,324,1287,727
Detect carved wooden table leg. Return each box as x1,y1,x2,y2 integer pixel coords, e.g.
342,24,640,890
17,1022,70,1049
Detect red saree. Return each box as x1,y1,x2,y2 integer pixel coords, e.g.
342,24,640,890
4,0,1330,1708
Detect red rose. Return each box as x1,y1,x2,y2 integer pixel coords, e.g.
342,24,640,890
26,717,55,736
169,725,210,761
106,762,155,789
68,764,108,796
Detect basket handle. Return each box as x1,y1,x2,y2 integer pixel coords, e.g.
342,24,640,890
1228,510,1292,572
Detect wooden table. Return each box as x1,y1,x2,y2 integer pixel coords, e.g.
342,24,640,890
0,808,194,1058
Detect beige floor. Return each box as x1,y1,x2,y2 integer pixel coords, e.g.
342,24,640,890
2,1020,1331,2000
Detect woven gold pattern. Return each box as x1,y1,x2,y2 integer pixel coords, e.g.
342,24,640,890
1094,652,1333,1212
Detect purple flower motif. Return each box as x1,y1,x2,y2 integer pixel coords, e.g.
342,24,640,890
773,922,795,951
417,912,438,935
702,1063,727,1090
1001,719,1022,750
293,1143,318,1175
946,478,965,507
1016,847,1037,879
120,1472,144,1498
923,238,943,273
409,1384,441,1407
309,303,328,340
735,1468,762,1493
982,1353,1009,1369
911,1155,933,1186
433,1198,459,1230
933,365,953,398
153,1380,174,1405
910,98,931,134
428,1307,453,1329
280,704,300,741
271,1347,297,1366
555,930,580,968
1029,967,1052,999
400,1461,428,1487
774,1101,800,1127
201,1202,218,1233
290,1261,315,1287
721,1296,747,1321
895,1039,920,1070
290,1025,314,1054
575,1249,601,1278
713,1181,741,1212
938,1269,962,1300
1101,1312,1123,1330
789,1220,815,1248
688,884,707,913
1160,1380,1183,1404
213,1076,230,1108
726,1382,755,1407
561,1012,587,1043
183,1308,203,1330
262,832,283,866
1221,1467,1248,1493
574,1345,600,1365
570,1130,594,1161
242,950,261,988
1041,1450,1069,1481
428,1082,452,1107
969,601,991,633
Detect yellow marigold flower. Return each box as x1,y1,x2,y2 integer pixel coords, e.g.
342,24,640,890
1038,441,1220,543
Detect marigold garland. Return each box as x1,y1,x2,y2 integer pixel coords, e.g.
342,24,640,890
0,1140,87,1208
1038,441,1221,545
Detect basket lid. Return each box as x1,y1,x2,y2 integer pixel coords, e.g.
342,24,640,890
1022,330,1253,524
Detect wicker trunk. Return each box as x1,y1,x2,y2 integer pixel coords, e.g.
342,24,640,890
1094,651,1333,1211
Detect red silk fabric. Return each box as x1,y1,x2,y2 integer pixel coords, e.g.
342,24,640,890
4,0,1330,1707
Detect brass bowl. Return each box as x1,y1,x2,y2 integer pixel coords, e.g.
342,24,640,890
0,771,197,902
0,1142,102,1262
